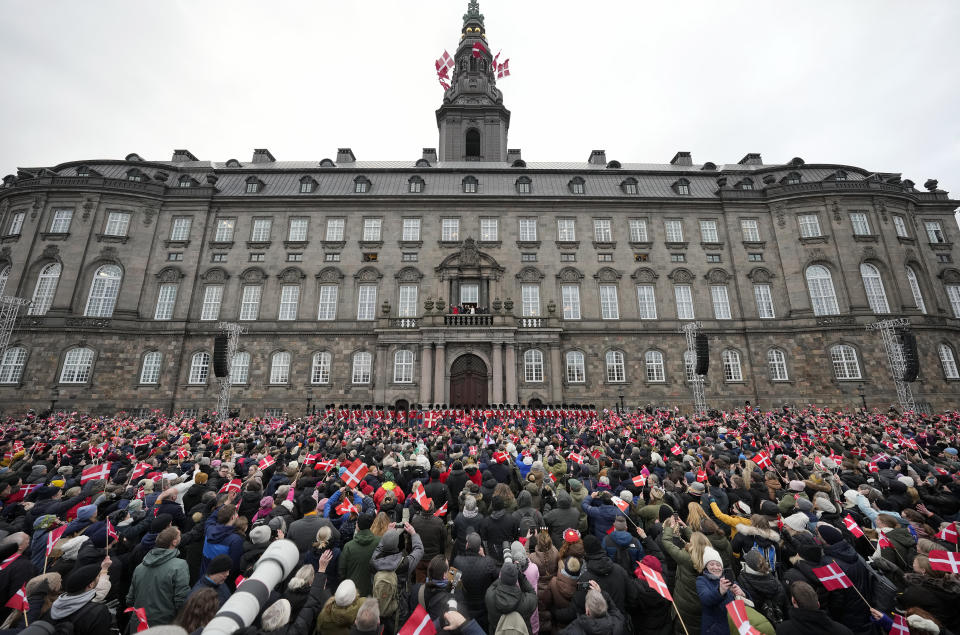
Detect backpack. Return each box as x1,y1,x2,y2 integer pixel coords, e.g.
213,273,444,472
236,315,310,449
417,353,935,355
372,570,400,617
612,541,637,574
495,611,530,635
858,555,897,613
749,541,777,574
756,597,785,625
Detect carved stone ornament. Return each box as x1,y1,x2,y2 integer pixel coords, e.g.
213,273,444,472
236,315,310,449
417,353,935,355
241,267,267,284
0,200,7,215
557,267,584,283
940,268,960,284
876,197,888,223
42,245,59,259
200,267,230,283
516,266,545,282
905,248,916,261
143,206,157,226
354,267,383,282
156,267,185,283
668,268,694,283
277,267,306,283
594,267,622,282
808,248,826,261
747,267,774,283
775,205,786,228
0,246,10,261
705,268,731,284
632,267,659,283
395,267,423,282
99,246,118,262
832,200,841,223
82,198,95,222
424,297,435,312
31,196,42,220
460,238,479,267
316,267,344,283
862,246,877,259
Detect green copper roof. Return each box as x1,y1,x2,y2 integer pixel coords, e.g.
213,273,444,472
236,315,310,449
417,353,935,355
463,0,484,27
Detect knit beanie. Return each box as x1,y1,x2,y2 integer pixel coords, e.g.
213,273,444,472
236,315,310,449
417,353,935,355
701,547,723,571
817,523,844,545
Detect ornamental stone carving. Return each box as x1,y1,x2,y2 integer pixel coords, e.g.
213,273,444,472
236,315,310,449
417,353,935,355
277,267,306,283
516,266,545,282
940,268,960,284
82,198,95,222
460,238,479,267
831,200,841,223
99,246,119,262
241,267,267,284
316,267,344,283
395,267,424,282
593,267,622,282
155,267,185,283
668,268,694,283
353,266,383,282
557,267,584,283
200,267,230,283
631,268,659,283
143,206,157,226
42,245,59,259
746,267,774,283
705,268,731,284
862,246,876,259
775,205,786,228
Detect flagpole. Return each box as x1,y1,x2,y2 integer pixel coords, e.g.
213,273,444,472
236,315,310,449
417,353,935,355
672,602,691,635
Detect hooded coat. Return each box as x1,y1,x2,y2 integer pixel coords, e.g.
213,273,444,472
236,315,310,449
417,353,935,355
337,529,380,597
659,524,702,635
558,596,628,635
544,492,580,547
201,520,245,576
514,490,544,532
451,551,499,628
730,524,780,561
316,595,364,635
485,508,519,563
775,606,854,635
879,526,916,571
567,550,637,616
898,572,960,634
126,547,191,626
44,590,113,635
695,574,736,635
581,498,619,539
484,575,538,633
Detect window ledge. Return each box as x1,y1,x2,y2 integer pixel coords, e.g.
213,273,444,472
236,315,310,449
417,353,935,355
164,239,190,248
629,241,653,250
724,381,747,385
799,235,830,245
322,240,345,250
398,240,423,249
246,241,272,249
896,236,915,245
815,315,856,326
770,379,795,385
209,241,234,249
0,234,21,243
96,234,129,243
742,241,766,250
40,232,70,241
284,240,309,249
929,242,953,251
438,240,461,248
358,240,383,249
664,241,688,250
701,242,724,251
478,240,501,248
555,241,580,250
592,241,616,250
852,234,879,243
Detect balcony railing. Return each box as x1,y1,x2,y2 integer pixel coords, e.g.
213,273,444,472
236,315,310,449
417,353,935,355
444,314,493,327
389,318,419,329
518,318,545,328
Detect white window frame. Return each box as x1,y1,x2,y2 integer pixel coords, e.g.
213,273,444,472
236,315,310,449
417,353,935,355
925,221,945,243
398,285,418,317
893,216,909,238
214,219,235,242
0,347,27,384
798,214,821,238
599,284,619,320
170,217,192,241
939,344,959,379
29,262,61,316
519,219,537,241
188,352,209,384
521,284,540,317
831,345,861,380
251,218,272,242
278,285,300,320
710,285,731,320
317,285,338,320
288,218,308,242
850,212,870,236
311,352,332,384
645,350,665,383
480,218,499,242
442,218,460,241
104,211,131,237
740,219,760,242
905,267,926,314
947,284,960,318
768,349,789,381
699,220,719,243
754,284,775,319
524,349,544,383
675,285,694,320
593,219,612,242
270,352,291,384
722,349,743,382
231,351,250,384
565,351,585,383
860,263,890,314
362,218,382,241
561,285,581,320
357,285,377,321
557,219,576,242
636,285,657,319
238,285,261,321
155,284,178,321
402,218,421,241
60,347,94,384
200,285,223,321
459,283,479,305
665,220,684,243
8,211,25,236
605,350,625,383
629,219,648,243
326,218,345,241
352,352,372,384
50,209,73,233
84,265,122,317
139,352,162,385
394,350,414,383
806,265,840,316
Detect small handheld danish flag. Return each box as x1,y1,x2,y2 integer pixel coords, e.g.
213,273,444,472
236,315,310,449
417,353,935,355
124,607,149,633
752,451,772,469
611,496,630,513
726,598,762,635
335,499,358,516
4,586,28,613
81,462,112,484
0,551,21,571
811,562,852,591
257,455,275,471
218,479,242,495
106,519,118,543
46,524,67,557
877,532,893,549
670,445,682,456
928,550,960,574
843,515,864,538
434,502,448,517
398,604,436,635
935,522,958,545
632,474,647,487
889,614,910,635
130,462,151,480
636,562,672,601
567,452,583,465
341,459,368,489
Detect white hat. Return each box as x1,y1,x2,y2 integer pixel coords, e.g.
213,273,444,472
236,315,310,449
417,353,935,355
783,512,809,533
897,476,915,488
701,546,723,570
335,579,357,607
733,501,751,515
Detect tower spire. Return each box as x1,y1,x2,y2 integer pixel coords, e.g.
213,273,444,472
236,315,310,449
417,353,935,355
464,0,484,27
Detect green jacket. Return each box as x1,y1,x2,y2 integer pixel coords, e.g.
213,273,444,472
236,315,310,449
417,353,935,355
126,548,191,626
317,595,364,635
337,529,380,596
661,524,702,634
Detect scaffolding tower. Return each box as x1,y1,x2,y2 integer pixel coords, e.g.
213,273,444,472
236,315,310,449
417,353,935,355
215,322,246,422
866,318,915,413
0,297,30,360
679,321,707,415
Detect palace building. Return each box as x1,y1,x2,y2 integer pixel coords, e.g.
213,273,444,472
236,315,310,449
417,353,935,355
0,1,958,416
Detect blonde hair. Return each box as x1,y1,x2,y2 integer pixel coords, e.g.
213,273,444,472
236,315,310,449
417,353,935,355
286,564,315,590
687,532,711,573
370,512,392,537
686,503,709,532
492,483,516,506
314,525,332,548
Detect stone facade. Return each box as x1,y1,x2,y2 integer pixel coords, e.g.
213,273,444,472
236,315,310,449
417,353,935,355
0,2,958,416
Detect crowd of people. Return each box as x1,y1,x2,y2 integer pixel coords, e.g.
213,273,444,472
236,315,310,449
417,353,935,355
0,404,957,635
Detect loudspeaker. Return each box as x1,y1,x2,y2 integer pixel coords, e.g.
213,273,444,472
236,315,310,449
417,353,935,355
900,330,919,382
695,333,709,376
213,334,229,377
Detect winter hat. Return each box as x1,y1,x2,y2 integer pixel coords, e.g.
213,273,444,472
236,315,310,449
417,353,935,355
906,613,941,634
599,476,610,487
817,523,844,546
563,557,582,576
64,564,101,594
619,490,634,504
732,501,751,515
208,554,233,575
613,515,627,530
788,480,806,492
945,448,958,456
796,498,814,513
380,530,400,554
563,529,581,543
658,504,675,523
60,536,88,560
897,476,915,488
510,541,528,568
499,562,519,585
259,496,273,508
688,482,705,494
793,535,823,562
335,579,357,607
742,550,766,573
783,513,809,533
76,504,98,522
759,500,779,517
640,554,662,573
649,486,665,501
261,599,291,631
843,490,860,506
249,526,271,545
568,479,582,492
582,535,603,556
701,547,723,570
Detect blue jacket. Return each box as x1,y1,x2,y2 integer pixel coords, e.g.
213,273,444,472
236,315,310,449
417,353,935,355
695,575,736,635
189,575,231,607
603,530,643,564
515,458,532,480
201,518,244,577
581,498,620,539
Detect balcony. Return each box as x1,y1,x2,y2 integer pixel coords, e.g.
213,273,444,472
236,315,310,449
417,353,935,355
518,318,545,328
389,318,420,329
444,314,493,327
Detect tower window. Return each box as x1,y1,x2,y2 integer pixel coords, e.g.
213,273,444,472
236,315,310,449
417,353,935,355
673,179,690,195
409,177,424,193
465,129,481,158
569,177,585,195
516,177,531,194
462,176,478,193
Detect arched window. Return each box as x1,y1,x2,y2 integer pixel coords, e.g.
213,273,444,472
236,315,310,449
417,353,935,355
0,265,9,297
139,351,162,384
905,266,926,314
860,263,890,314
605,350,625,383
684,351,696,383
722,350,743,382
231,351,250,384
270,352,291,384
805,265,840,316
28,262,61,316
462,176,478,193
394,350,414,383
940,344,959,379
767,348,788,381
188,352,210,384
312,352,332,384
830,345,861,380
524,349,544,383
465,129,481,158
565,351,585,383
84,264,122,317
0,347,27,384
60,347,94,384
645,351,665,383
352,352,372,384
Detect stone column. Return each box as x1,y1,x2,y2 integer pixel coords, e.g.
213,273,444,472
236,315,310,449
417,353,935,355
374,344,388,405
505,343,517,404
492,342,503,404
419,344,433,405
434,343,446,405
550,344,563,404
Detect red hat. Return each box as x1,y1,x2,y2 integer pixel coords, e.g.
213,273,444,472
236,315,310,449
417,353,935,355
641,554,662,573
563,529,581,543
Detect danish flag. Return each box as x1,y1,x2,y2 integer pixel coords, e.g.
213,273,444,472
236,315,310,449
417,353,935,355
726,598,762,635
130,463,151,480
890,614,910,635
314,459,338,472
46,525,68,557
218,479,242,495
636,562,672,601
928,550,960,574
471,42,487,59
868,462,879,473
878,531,895,549
611,496,630,513
235,574,246,587
80,462,112,484
398,604,436,635
696,469,708,483
341,459,368,489
567,452,584,465
670,445,682,456
812,562,852,591
935,522,958,544
106,519,118,543
4,586,28,613
752,451,772,469
176,447,190,460
411,482,432,510
434,502,448,517
125,607,149,633
257,455,275,471
496,59,510,79
843,515,864,538
0,551,20,571
492,451,509,464
436,50,454,71
632,474,647,487
336,499,358,516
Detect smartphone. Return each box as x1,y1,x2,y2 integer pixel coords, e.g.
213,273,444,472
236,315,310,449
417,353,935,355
402,507,410,523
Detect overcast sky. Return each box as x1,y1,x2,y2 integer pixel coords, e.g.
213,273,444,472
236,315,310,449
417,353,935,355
1,0,958,220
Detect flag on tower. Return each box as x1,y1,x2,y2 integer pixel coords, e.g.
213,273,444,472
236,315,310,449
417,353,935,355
497,59,510,78
471,42,487,58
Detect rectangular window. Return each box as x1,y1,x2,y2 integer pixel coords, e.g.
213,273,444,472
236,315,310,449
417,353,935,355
357,285,377,320
212,253,228,263
557,219,576,241
480,218,498,241
571,181,585,194
170,217,192,241
167,252,183,261
706,254,721,263
740,219,760,242
850,212,870,236
200,285,223,321
317,285,338,320
754,284,775,319
442,218,460,241
245,182,259,194
636,285,657,319
699,220,719,243
629,219,648,242
597,254,613,262
248,253,264,262
231,353,250,384
519,219,537,241
278,285,299,320
402,218,421,241
711,285,731,319
50,209,73,233
463,180,477,193
140,353,162,384
362,218,382,241
154,283,178,320
947,285,960,318
594,219,612,242
409,179,423,193
324,253,341,262
105,212,131,236
675,285,694,320
239,285,261,321
251,218,271,241
798,214,821,238
7,211,25,236
287,253,303,262
561,285,581,320
670,254,686,263
560,253,576,262
398,285,418,317
938,254,952,263
893,216,909,238
926,221,946,243
521,253,537,262
354,181,369,193
312,353,331,384
300,181,313,193
288,218,308,241
402,252,418,262
748,253,764,262
517,180,531,194
459,283,479,305
635,253,649,262
599,284,619,319
352,353,372,383
214,218,235,242
326,218,345,241
521,284,540,317
665,220,683,242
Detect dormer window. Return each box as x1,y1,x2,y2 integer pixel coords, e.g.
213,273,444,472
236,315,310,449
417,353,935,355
320,158,336,168
409,176,424,193
621,178,638,195
512,159,527,168
225,159,242,168
673,178,690,195
353,176,371,193
462,176,478,193
569,177,585,195
299,176,317,193
784,172,802,185
178,176,195,188
415,159,431,168
831,170,848,182
126,169,144,182
737,179,754,191
76,166,90,177
516,176,531,194
245,176,263,193
606,160,622,169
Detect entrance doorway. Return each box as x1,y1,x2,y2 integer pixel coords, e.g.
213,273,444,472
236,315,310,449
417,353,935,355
395,399,410,412
450,354,488,406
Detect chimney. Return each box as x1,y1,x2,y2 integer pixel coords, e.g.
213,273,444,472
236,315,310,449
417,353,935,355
670,151,693,166
337,148,356,163
588,150,607,165
422,148,438,163
252,149,275,163
507,149,523,163
171,149,198,162
738,153,763,166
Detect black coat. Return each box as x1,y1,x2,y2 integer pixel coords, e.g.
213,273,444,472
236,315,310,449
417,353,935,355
452,512,488,557
783,556,871,635
43,596,114,635
898,573,960,634
484,510,519,562
775,606,854,635
451,552,499,624
445,469,469,516
630,578,674,635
